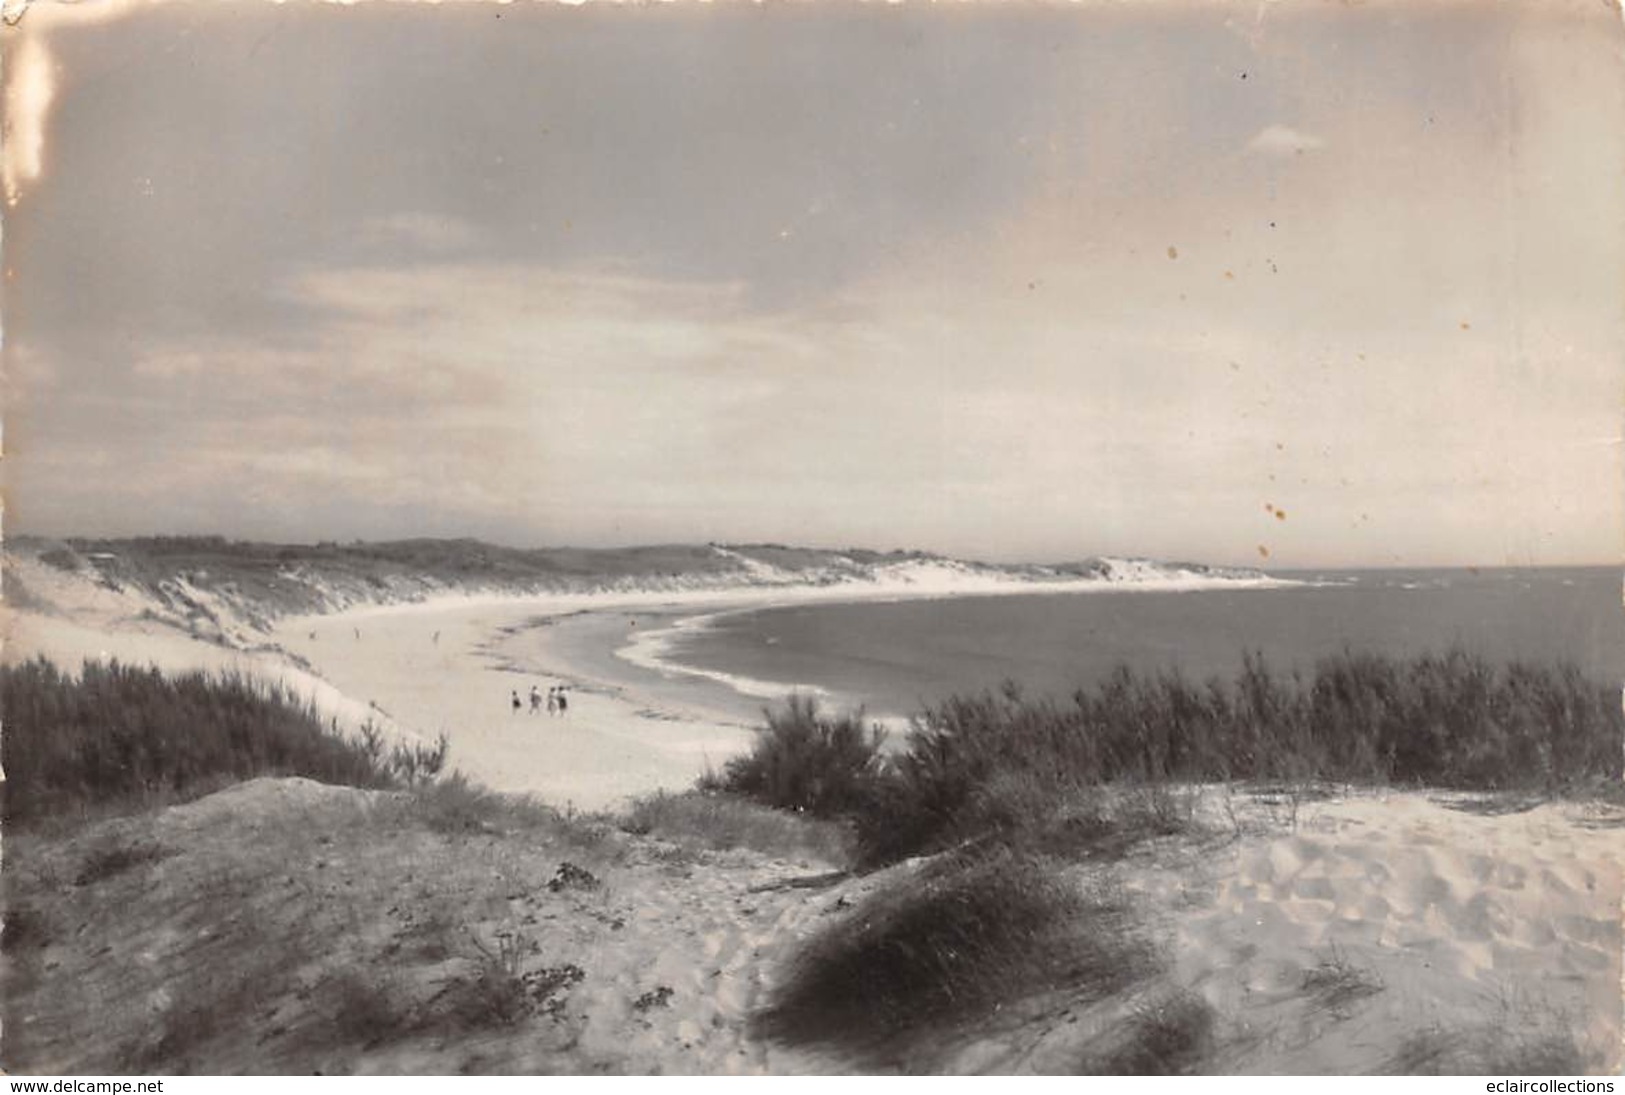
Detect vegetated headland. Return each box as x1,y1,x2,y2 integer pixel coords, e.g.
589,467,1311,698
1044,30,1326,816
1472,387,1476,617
1,536,1620,1075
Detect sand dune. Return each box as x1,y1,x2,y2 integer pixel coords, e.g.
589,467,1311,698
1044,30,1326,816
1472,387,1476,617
5,553,1621,1073
1142,793,1623,1073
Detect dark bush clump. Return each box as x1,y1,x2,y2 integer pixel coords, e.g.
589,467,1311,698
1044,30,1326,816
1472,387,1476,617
755,847,1155,1053
712,695,887,817
1089,990,1218,1075
723,650,1621,868
1,658,403,822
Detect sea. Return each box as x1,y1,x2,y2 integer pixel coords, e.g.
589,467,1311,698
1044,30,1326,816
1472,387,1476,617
640,567,1623,720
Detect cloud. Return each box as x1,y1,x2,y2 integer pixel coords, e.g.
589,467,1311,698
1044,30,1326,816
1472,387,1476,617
1246,124,1326,157
355,212,480,256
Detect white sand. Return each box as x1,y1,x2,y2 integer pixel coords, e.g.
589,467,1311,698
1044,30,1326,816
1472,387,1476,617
1132,791,1624,1072
269,598,761,810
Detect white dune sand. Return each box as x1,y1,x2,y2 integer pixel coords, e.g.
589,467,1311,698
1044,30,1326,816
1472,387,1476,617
1113,792,1625,1073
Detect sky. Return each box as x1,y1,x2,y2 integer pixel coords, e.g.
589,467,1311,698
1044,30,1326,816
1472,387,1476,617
3,0,1622,568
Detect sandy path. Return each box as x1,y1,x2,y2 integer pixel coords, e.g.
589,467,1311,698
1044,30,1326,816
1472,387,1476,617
556,847,878,1074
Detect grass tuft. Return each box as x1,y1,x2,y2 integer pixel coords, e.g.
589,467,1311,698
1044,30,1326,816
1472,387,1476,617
314,969,412,1050
1387,1021,1592,1075
1301,944,1384,1014
398,772,555,836
1089,989,1218,1075
621,789,852,866
73,837,171,887
755,847,1157,1052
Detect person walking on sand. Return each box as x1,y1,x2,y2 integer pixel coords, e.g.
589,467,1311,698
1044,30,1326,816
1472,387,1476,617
511,689,522,715
546,686,559,717
555,687,568,717
529,685,542,714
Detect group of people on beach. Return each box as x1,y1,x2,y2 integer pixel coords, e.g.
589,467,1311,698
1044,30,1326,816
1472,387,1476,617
512,685,568,717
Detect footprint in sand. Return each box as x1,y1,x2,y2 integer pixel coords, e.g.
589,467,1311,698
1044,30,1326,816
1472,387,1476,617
1554,914,1617,949
1448,892,1513,941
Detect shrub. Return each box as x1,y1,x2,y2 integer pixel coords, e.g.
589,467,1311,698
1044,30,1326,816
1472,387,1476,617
755,848,1156,1052
546,862,601,893
389,733,450,787
825,650,1622,865
713,695,887,817
437,928,538,1029
1,659,401,822
425,928,584,1032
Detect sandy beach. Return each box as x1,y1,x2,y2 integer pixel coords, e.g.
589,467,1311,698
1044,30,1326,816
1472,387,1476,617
263,564,1319,808
8,541,1296,810
7,552,1621,1073
270,597,770,811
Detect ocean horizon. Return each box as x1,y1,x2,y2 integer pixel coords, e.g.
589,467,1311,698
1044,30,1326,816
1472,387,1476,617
627,565,1623,721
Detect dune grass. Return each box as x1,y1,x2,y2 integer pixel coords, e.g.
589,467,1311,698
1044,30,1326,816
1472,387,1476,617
0,658,439,823
713,650,1621,867
1301,944,1385,1014
621,789,853,866
755,847,1157,1055
1387,1023,1591,1075
393,771,555,836
1087,989,1219,1075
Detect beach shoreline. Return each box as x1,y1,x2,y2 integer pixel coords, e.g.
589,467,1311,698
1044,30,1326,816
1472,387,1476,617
7,554,1622,1073
260,570,1309,808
